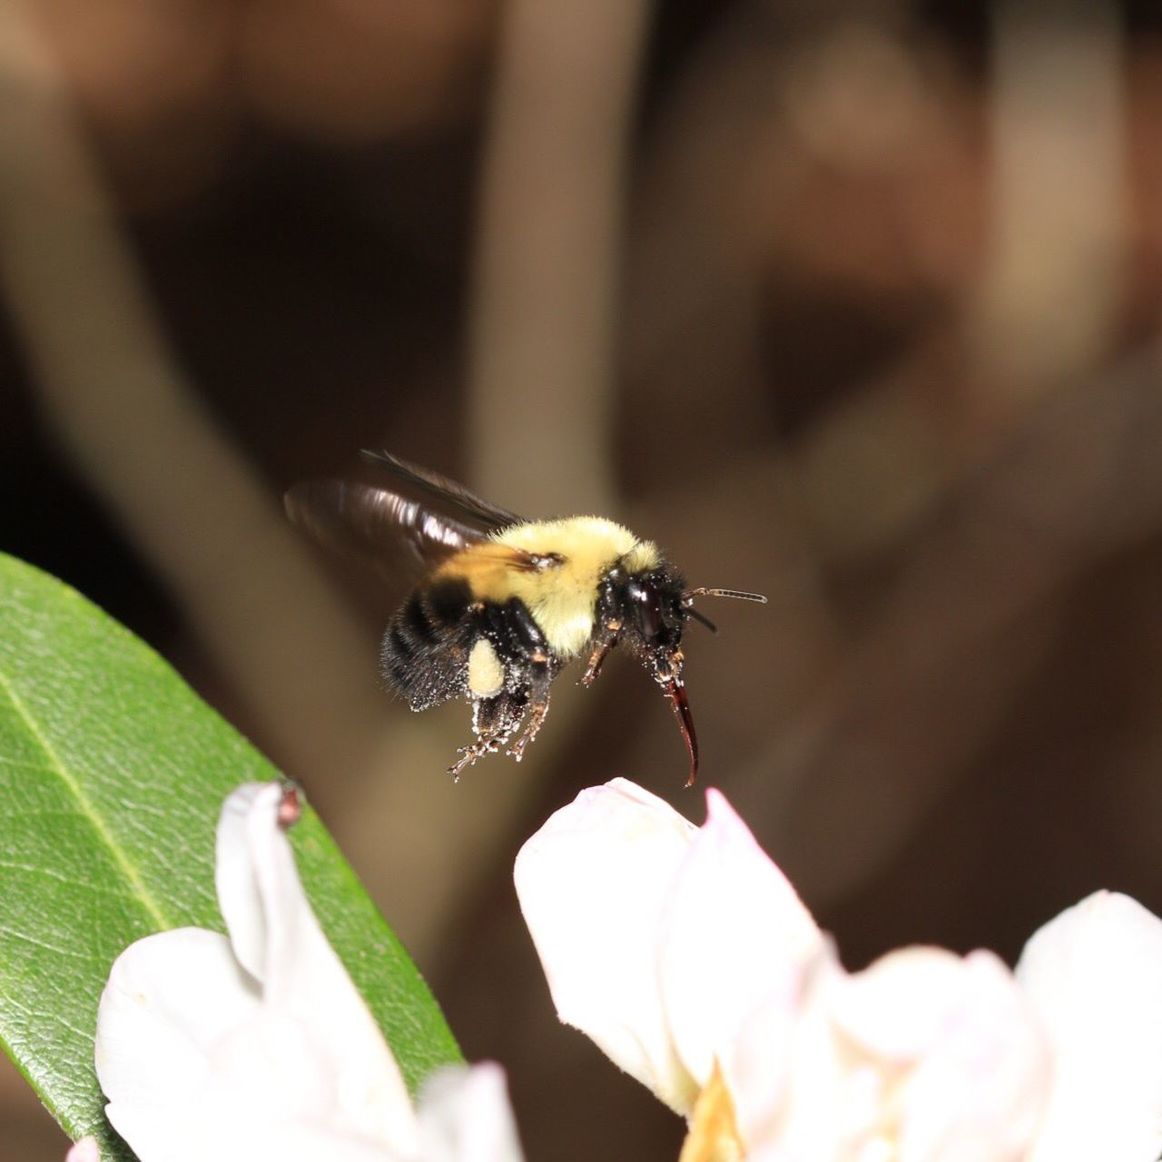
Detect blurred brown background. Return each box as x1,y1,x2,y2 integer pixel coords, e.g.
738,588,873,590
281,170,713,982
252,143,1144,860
3,1,1162,1158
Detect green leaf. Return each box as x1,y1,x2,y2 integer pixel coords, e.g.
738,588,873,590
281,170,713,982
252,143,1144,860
0,553,460,1158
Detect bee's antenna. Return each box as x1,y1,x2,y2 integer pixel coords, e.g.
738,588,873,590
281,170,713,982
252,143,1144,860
682,587,768,605
681,587,765,633
685,606,719,634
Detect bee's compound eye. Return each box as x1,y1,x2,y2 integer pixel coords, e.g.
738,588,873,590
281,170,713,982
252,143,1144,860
628,579,663,640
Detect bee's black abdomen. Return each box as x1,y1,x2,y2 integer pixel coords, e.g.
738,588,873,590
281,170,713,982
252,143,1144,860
381,578,475,710
428,579,475,625
402,590,440,644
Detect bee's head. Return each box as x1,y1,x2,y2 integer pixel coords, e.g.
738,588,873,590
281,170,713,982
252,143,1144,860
600,563,687,663
597,561,696,783
597,560,768,787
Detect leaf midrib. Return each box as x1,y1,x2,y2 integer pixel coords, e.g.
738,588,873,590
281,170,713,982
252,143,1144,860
0,667,171,932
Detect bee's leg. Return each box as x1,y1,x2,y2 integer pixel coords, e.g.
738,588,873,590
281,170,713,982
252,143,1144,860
581,619,621,687
449,688,528,780
452,596,558,772
483,596,556,763
507,659,552,763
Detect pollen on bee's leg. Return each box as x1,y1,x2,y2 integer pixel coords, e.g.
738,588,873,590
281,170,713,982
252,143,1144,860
467,639,505,700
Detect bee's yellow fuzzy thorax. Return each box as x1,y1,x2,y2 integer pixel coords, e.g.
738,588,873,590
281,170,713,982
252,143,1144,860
445,517,660,658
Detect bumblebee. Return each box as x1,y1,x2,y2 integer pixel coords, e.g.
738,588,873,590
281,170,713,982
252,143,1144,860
286,452,765,785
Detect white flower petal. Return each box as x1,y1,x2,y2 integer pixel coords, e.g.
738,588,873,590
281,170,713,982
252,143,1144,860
880,951,1049,1162
96,927,261,1156
739,949,1052,1162
213,783,269,982
831,946,966,1060
721,971,812,1152
416,1063,526,1162
514,778,700,1113
734,958,854,1162
1016,891,1162,1162
657,788,822,1090
97,783,419,1160
221,783,417,1149
163,1117,411,1162
210,1125,401,1162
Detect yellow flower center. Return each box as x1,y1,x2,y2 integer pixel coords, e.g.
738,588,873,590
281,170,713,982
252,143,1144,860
678,1065,745,1162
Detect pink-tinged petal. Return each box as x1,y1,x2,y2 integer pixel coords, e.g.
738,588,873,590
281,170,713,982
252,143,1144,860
514,778,700,1114
1016,891,1162,1162
658,788,823,1090
65,1138,100,1162
416,1063,526,1162
886,951,1049,1162
831,946,966,1059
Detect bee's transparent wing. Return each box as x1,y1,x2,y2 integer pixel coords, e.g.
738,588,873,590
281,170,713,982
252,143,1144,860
284,480,488,574
360,450,525,529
